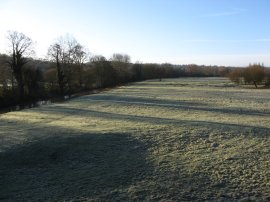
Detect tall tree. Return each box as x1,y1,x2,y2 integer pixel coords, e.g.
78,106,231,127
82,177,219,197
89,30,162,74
48,43,66,95
48,35,86,94
91,55,116,88
110,53,131,83
72,44,89,88
132,62,143,81
6,31,34,100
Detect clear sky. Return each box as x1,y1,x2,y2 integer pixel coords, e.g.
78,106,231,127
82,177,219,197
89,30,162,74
0,0,270,66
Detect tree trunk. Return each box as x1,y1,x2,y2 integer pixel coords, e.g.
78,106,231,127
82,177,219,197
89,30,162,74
17,75,25,100
56,53,65,95
253,81,258,88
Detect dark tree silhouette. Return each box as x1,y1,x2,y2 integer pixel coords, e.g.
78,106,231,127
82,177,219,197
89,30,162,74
72,44,89,88
132,62,143,81
23,65,43,98
48,35,88,95
6,31,34,100
91,55,117,88
48,43,66,95
110,53,131,83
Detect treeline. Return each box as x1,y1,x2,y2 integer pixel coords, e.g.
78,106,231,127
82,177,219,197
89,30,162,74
0,31,251,109
229,63,270,88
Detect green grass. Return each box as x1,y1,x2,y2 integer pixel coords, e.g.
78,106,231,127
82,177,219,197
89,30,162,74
0,77,270,201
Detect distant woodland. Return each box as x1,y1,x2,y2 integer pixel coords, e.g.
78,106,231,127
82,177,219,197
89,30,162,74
0,31,269,109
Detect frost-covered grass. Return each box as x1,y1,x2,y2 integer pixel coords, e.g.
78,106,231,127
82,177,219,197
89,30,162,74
0,77,270,201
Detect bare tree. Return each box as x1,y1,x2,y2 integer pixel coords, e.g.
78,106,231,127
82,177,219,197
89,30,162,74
110,53,131,83
72,44,89,88
47,34,85,94
111,53,130,63
48,43,66,95
91,55,116,88
6,31,34,100
58,35,76,94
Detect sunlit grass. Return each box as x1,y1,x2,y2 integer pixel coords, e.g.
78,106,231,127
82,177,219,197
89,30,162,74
0,77,270,201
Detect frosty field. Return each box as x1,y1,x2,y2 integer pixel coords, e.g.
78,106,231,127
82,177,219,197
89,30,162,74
0,77,270,201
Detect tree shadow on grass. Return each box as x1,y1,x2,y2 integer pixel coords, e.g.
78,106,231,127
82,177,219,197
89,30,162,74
74,94,270,117
0,132,152,201
36,106,270,138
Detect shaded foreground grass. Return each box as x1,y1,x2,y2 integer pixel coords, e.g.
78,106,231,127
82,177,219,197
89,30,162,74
0,77,270,201
0,133,151,201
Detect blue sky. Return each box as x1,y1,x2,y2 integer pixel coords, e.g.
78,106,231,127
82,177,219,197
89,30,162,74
0,0,270,66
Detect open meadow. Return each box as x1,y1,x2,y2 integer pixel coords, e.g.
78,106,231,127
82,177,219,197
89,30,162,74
0,77,270,201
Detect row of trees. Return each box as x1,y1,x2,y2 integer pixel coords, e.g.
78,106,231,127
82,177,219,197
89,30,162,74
229,63,270,88
0,31,181,108
1,31,267,109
